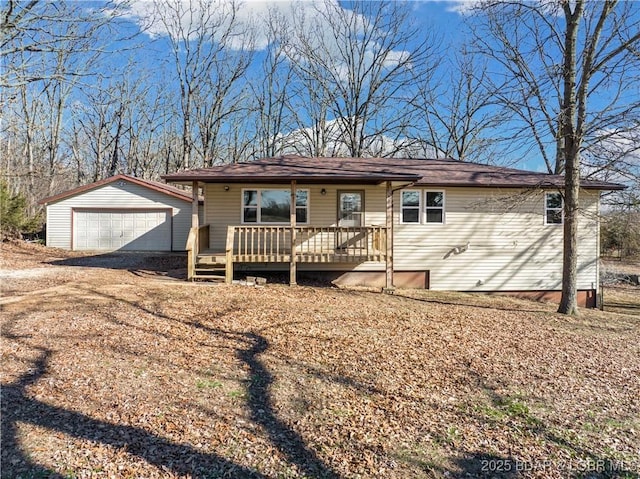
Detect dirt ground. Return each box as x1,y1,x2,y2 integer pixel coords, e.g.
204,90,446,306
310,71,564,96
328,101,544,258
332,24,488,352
2,241,639,478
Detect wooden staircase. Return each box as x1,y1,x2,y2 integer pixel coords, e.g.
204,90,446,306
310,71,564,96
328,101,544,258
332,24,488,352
192,253,226,281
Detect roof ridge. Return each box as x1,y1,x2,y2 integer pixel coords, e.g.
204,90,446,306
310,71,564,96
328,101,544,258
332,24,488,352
39,174,194,205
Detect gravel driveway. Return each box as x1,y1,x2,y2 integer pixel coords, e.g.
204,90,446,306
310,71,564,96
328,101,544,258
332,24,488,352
0,243,188,297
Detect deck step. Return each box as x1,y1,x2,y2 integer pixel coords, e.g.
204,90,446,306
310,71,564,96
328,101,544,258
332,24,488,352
194,266,225,273
193,267,225,281
196,255,226,265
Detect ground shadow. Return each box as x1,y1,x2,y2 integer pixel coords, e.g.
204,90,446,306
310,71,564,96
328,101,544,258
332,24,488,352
602,285,640,317
2,285,341,478
238,332,340,479
1,324,266,478
48,252,187,279
453,452,520,478
118,290,341,478
604,301,640,316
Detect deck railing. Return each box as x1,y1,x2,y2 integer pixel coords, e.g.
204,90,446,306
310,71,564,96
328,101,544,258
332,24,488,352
297,226,387,262
232,226,292,262
225,225,387,265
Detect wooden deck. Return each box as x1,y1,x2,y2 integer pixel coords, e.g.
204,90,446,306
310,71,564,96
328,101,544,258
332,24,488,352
187,225,387,282
197,249,384,264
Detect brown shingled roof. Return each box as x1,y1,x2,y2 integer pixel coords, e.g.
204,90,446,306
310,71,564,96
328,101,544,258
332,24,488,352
162,155,625,191
163,155,420,184
39,174,196,205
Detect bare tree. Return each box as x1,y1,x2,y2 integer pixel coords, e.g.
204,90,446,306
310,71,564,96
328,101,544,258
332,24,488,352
471,0,640,314
150,0,254,168
1,0,131,87
249,6,295,159
285,0,438,158
125,81,178,179
1,0,132,212
412,47,511,163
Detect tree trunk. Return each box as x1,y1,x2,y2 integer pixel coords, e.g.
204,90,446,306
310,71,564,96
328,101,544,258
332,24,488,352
558,154,581,315
557,1,583,315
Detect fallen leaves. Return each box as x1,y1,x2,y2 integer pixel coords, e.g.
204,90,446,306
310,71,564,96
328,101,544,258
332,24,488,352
1,242,639,478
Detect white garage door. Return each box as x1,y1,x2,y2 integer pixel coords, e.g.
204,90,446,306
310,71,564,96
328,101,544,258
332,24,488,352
74,209,171,251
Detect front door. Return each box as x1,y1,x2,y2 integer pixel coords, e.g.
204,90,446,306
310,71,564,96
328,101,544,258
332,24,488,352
337,191,364,252
337,191,364,227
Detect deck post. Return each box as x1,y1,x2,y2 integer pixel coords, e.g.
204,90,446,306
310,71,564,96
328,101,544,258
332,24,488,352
225,226,234,284
290,180,297,286
385,181,394,290
187,182,200,281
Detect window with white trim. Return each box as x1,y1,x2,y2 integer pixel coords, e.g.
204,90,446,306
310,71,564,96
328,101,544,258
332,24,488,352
242,189,308,224
545,192,563,224
425,191,445,224
401,190,421,223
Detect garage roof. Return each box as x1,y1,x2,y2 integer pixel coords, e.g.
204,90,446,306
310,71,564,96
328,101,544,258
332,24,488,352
39,174,196,205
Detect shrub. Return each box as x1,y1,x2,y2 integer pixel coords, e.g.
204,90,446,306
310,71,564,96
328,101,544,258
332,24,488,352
0,182,42,240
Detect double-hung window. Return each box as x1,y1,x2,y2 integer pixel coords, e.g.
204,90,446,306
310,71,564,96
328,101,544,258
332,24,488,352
242,189,309,224
401,191,421,223
425,191,445,223
545,192,563,224
400,190,445,224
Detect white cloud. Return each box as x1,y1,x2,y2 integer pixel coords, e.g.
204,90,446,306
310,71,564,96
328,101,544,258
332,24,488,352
582,128,640,184
115,0,257,47
380,47,412,69
117,0,412,71
446,0,565,16
445,0,483,15
275,117,445,158
117,0,341,50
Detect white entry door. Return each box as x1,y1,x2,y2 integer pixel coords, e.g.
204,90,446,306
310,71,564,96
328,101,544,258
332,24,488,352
74,209,171,251
337,191,364,227
337,191,364,251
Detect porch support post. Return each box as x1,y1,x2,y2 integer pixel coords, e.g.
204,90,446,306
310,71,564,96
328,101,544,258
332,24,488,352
188,181,200,281
385,181,394,290
290,180,297,286
191,181,199,229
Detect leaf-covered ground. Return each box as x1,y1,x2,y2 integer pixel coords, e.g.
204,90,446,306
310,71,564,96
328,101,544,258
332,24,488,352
2,241,639,478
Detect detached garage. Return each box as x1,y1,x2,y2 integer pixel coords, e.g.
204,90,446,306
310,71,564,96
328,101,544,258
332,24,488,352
40,175,198,251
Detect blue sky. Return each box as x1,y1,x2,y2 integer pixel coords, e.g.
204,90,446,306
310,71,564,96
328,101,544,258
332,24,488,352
105,1,497,148
60,0,639,174
110,0,470,70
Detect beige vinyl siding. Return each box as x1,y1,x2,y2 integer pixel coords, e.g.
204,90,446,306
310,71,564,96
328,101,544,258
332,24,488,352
46,182,192,250
204,183,386,271
204,184,600,290
394,187,599,291
205,183,388,248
